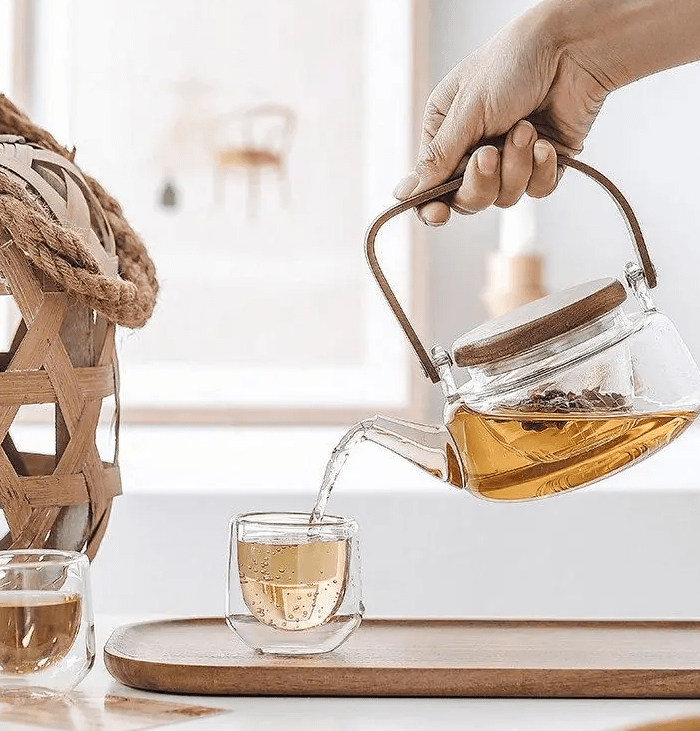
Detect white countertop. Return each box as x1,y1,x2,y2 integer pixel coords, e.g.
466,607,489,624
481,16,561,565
3,616,700,731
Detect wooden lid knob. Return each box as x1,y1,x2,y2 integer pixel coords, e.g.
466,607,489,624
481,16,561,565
452,278,627,367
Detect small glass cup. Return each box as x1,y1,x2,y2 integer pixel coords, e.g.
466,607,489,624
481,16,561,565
0,550,94,696
227,512,363,655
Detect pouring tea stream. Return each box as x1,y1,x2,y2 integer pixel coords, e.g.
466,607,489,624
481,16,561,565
312,157,700,520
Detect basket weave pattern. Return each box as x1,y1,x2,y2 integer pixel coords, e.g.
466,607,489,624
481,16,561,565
0,138,121,559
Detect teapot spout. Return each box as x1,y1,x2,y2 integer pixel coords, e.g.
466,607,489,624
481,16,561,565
364,415,465,488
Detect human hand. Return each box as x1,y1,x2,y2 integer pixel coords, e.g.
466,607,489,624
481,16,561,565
394,6,612,225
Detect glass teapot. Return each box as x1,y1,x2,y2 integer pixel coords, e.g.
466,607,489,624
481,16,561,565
360,157,700,501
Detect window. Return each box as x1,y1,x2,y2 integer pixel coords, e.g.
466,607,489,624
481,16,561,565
28,0,428,425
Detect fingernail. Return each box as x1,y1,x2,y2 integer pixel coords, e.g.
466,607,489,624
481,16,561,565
393,172,419,199
476,146,498,175
513,122,533,147
417,211,444,227
534,140,551,164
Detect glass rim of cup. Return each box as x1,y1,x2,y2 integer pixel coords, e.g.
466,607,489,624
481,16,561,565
232,511,357,529
0,549,87,569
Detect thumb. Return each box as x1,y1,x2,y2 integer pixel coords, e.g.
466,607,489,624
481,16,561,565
394,95,480,201
413,96,479,194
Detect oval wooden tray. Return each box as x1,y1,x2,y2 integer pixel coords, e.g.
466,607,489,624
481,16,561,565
104,617,700,697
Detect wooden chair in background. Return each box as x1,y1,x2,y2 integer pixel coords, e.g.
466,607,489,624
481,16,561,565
212,104,295,220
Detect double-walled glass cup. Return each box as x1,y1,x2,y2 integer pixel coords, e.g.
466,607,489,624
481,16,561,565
227,512,363,655
0,550,94,695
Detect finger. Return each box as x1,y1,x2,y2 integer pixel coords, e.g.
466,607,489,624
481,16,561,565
526,139,558,198
415,141,479,224
416,200,451,226
494,120,535,208
450,145,501,215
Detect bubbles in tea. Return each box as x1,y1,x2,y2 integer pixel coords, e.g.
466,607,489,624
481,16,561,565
238,539,348,630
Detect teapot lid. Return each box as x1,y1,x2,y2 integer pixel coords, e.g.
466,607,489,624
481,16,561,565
451,278,627,367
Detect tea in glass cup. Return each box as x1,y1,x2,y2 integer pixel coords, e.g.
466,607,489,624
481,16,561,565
0,550,94,695
227,512,362,655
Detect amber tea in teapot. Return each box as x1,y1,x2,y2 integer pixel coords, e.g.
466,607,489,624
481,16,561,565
311,157,700,521
447,403,694,501
311,396,696,519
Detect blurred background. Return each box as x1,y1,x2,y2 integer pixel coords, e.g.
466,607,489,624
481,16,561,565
2,0,700,623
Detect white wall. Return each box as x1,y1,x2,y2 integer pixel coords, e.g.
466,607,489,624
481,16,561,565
426,0,700,417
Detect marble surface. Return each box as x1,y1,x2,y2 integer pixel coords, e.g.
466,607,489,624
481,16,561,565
4,616,700,731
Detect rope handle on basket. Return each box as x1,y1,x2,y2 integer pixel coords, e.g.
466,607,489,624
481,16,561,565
0,95,158,329
364,155,657,384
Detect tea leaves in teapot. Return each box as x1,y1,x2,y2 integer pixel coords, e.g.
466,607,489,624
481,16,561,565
511,387,630,432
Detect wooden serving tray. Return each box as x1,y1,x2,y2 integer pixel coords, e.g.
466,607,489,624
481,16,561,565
104,618,700,698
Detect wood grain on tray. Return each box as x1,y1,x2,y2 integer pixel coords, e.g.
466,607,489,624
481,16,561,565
104,618,700,697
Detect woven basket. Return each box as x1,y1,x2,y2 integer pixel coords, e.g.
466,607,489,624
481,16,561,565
0,135,121,560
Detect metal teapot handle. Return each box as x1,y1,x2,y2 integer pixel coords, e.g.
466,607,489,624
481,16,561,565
365,155,657,384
